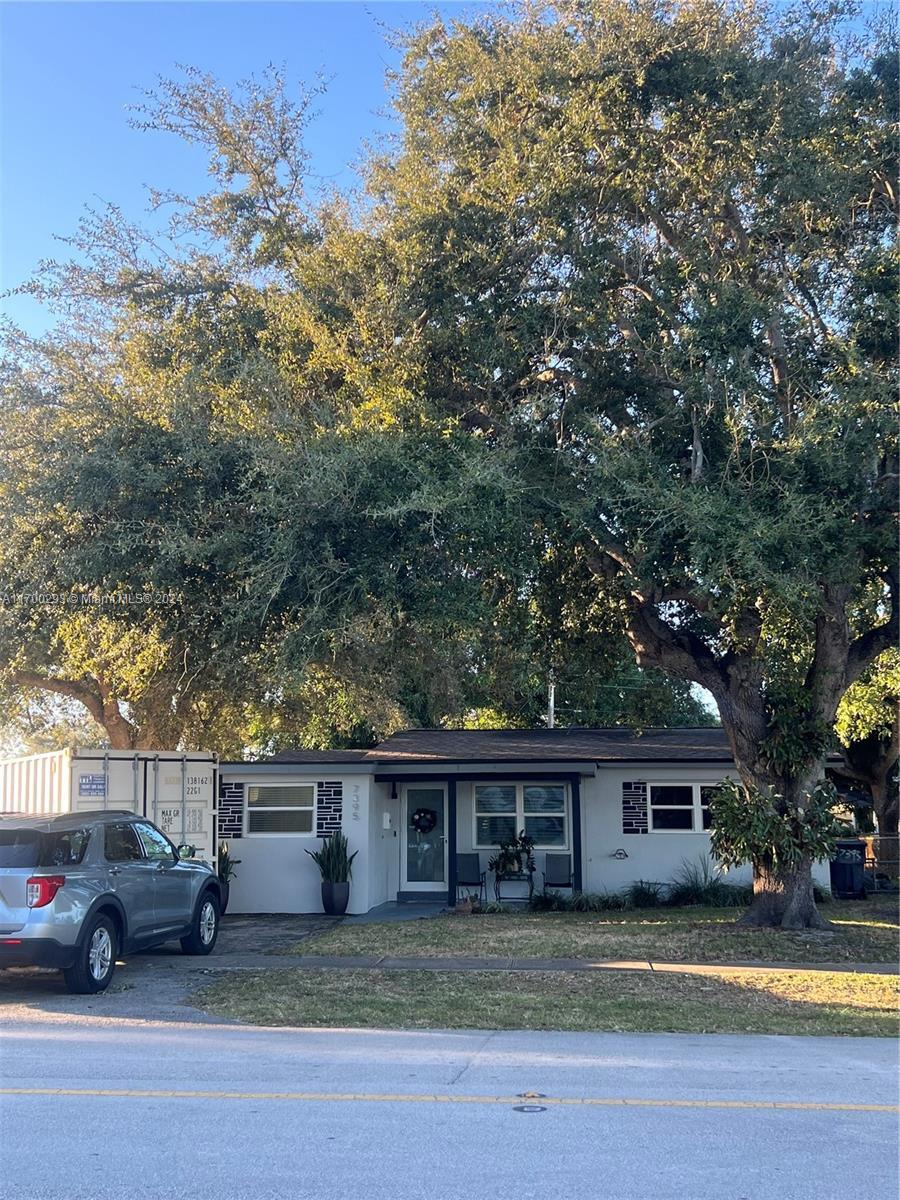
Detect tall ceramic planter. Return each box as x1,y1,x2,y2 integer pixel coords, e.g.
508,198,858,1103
321,882,350,916
219,881,230,915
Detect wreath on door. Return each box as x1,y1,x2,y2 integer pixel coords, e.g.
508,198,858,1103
410,807,438,835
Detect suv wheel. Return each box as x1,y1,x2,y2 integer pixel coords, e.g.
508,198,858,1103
180,892,220,956
64,914,117,994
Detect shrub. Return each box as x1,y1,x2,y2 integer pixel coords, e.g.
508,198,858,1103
627,880,665,908
709,778,842,874
666,857,752,908
527,889,631,913
529,890,570,912
570,889,631,912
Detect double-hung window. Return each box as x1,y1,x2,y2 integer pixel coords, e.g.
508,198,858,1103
246,785,314,834
474,783,568,848
649,784,720,832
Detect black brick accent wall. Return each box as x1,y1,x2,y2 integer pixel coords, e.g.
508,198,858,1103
219,781,244,839
316,781,343,837
622,781,649,834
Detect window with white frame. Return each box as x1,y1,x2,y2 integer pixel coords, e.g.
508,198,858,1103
246,784,314,834
650,784,719,832
700,786,720,830
474,783,568,848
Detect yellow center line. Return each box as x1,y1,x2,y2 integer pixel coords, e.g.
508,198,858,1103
0,1088,896,1113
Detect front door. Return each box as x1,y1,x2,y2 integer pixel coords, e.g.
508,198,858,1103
402,786,447,891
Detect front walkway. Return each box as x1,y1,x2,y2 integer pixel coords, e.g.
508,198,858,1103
344,901,446,924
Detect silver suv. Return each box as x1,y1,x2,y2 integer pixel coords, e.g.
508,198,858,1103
0,810,222,993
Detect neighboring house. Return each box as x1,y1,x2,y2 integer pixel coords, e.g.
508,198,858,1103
219,727,833,915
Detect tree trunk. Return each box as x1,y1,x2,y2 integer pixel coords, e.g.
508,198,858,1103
737,853,830,930
718,694,830,929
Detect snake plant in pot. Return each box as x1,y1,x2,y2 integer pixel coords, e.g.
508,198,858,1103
305,832,358,915
217,842,241,915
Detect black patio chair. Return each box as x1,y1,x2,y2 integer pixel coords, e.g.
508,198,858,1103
543,853,573,891
456,853,486,903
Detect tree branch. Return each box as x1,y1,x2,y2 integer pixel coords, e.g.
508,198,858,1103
624,600,727,694
844,568,899,692
12,669,138,748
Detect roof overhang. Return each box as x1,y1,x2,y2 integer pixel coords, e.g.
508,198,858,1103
219,761,375,779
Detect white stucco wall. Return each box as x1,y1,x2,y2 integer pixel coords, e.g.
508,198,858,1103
220,760,831,913
220,770,374,915
581,767,831,892
583,765,743,891
366,782,401,910
452,766,831,895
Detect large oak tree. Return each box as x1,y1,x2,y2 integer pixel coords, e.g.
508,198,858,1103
2,2,894,928
362,0,896,925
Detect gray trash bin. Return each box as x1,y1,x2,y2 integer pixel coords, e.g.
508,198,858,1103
829,838,867,899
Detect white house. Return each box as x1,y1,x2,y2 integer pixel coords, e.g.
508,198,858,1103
219,727,833,914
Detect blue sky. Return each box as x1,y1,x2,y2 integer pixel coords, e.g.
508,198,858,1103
0,1,485,335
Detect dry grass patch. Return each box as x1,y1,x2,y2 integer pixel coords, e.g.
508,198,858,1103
194,965,899,1037
288,900,899,965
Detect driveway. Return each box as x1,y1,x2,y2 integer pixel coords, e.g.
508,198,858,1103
1,1019,897,1200
0,913,331,1023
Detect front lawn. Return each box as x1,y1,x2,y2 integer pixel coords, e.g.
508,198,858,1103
287,899,899,964
194,965,899,1037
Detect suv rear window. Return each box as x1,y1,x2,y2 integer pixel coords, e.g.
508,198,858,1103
0,828,91,868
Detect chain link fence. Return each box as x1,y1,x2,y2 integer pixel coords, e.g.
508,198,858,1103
862,835,900,892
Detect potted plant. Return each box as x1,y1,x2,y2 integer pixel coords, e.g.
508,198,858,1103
488,831,536,902
305,832,358,916
217,841,241,915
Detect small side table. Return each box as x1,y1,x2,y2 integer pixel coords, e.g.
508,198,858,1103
493,869,535,903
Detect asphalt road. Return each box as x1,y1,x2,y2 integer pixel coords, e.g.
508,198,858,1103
1,1017,897,1200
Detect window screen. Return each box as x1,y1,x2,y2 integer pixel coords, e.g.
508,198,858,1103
246,785,315,834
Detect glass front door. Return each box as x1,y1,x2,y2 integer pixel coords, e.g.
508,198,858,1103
403,787,447,889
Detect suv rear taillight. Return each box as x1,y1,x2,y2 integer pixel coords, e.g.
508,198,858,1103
26,876,65,908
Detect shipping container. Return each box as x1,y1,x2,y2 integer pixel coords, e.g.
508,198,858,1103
0,750,218,866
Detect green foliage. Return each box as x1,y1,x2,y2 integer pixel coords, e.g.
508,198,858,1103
487,832,536,879
528,889,570,912
709,779,843,873
762,683,830,780
304,832,358,883
627,881,666,908
0,0,894,931
217,842,241,884
666,858,752,908
835,650,899,748
529,889,632,913
373,0,897,804
569,890,632,913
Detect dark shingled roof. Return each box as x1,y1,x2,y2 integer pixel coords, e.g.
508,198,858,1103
268,749,374,763
370,727,733,763
263,727,733,765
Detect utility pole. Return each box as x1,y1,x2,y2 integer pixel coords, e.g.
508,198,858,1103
547,675,555,729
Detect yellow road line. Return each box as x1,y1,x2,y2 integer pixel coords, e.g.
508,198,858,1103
0,1088,896,1113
